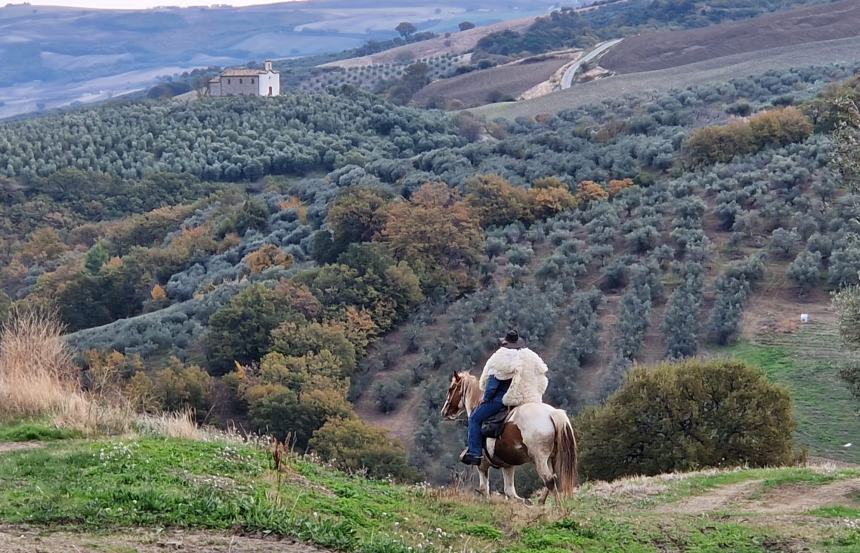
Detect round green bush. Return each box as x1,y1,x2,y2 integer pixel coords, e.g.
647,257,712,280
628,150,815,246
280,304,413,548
577,358,802,481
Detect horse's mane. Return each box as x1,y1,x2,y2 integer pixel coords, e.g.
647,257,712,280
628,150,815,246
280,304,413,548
457,372,482,407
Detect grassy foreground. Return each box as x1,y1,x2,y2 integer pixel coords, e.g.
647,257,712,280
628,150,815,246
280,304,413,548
0,424,858,553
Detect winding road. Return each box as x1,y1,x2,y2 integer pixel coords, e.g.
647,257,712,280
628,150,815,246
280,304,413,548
560,38,624,89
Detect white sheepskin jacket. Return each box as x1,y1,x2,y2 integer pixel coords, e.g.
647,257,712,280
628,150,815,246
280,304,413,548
479,347,549,407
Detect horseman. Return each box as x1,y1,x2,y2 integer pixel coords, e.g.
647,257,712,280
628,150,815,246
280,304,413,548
460,330,549,466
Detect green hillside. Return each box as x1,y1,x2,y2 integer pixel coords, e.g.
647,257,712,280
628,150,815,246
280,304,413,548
0,425,858,552
1,56,859,485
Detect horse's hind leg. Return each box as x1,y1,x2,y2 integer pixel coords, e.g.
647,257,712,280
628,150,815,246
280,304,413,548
534,454,558,506
501,466,524,502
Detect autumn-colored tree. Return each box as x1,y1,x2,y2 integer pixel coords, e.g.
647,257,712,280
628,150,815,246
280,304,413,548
245,243,294,273
748,107,813,149
336,306,378,355
327,186,391,247
466,174,531,227
530,186,578,219
279,196,308,224
21,227,66,264
608,178,635,197
273,280,322,320
382,183,484,291
576,180,609,204
686,121,754,165
257,351,348,394
84,349,144,400
152,357,214,418
125,371,157,412
150,283,168,302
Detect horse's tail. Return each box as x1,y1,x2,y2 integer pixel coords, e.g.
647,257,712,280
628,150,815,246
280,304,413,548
550,409,578,495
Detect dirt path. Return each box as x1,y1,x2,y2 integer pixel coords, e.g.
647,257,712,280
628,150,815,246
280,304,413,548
0,443,43,456
658,479,763,514
0,526,331,553
658,477,860,515
741,478,860,514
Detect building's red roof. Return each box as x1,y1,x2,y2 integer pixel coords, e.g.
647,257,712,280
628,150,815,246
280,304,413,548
220,68,277,77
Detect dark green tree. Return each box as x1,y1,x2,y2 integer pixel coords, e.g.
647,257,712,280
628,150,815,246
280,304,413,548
206,284,304,375
84,242,110,274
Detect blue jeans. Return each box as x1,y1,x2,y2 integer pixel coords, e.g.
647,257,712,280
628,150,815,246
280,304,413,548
467,399,505,457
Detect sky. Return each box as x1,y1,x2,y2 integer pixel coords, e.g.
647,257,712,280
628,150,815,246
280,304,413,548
25,1,301,8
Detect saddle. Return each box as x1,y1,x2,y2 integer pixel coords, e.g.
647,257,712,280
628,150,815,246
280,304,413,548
480,407,510,440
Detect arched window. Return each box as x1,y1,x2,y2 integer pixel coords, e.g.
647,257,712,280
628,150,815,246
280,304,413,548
251,78,255,84
227,79,231,84
239,78,243,84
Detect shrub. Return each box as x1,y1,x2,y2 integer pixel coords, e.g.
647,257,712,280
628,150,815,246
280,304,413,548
577,358,802,481
310,417,418,481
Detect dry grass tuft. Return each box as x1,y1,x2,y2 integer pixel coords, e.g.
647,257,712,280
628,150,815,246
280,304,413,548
136,410,202,440
0,309,131,436
0,309,81,420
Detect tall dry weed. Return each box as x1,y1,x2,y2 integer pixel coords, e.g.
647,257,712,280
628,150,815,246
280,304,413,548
0,309,132,434
0,309,78,419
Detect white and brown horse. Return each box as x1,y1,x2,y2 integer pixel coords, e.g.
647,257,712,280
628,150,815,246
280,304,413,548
441,371,578,504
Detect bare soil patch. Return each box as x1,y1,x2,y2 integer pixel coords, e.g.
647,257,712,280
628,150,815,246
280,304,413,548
323,17,537,69
739,478,860,514
413,55,576,109
0,526,331,553
0,443,42,456
601,0,860,74
658,479,763,514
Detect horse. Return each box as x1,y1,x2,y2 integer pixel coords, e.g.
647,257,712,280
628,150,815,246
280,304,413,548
440,371,578,504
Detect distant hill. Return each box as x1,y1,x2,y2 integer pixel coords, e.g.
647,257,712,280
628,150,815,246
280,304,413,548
0,0,560,119
473,0,860,119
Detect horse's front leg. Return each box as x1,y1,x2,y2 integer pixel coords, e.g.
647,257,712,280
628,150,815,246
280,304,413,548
502,466,526,502
476,460,490,497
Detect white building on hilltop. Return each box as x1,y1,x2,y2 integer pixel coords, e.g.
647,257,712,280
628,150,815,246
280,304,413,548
208,60,280,97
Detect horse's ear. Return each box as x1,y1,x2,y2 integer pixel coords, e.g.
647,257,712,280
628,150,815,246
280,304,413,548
452,371,460,381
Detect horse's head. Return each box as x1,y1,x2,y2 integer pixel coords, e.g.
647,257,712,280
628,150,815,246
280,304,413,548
440,371,467,420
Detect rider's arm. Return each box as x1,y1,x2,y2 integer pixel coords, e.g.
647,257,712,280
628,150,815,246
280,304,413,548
482,375,501,403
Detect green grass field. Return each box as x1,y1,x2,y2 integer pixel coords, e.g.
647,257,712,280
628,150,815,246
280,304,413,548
723,323,860,464
0,424,858,552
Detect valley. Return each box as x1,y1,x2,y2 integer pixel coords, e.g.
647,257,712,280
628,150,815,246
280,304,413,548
0,0,859,551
